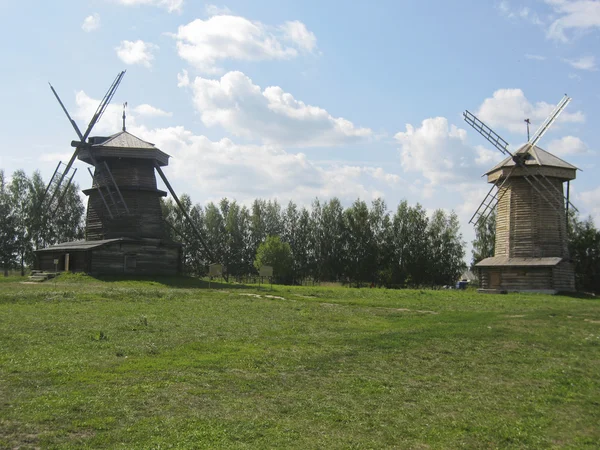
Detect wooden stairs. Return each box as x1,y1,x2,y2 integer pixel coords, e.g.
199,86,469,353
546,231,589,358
28,270,59,282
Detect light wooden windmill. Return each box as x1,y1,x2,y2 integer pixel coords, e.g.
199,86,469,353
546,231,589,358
464,95,578,293
35,72,214,275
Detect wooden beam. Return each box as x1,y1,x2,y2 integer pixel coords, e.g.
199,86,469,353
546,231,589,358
155,165,215,263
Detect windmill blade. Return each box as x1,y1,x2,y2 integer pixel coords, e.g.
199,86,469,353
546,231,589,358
154,165,216,263
529,95,571,148
44,71,126,214
470,165,517,225
49,168,77,220
463,110,513,157
80,70,126,143
49,83,84,140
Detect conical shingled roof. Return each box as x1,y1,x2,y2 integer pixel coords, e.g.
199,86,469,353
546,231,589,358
486,143,578,175
91,131,155,149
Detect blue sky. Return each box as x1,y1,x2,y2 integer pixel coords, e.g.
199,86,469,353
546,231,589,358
1,0,599,255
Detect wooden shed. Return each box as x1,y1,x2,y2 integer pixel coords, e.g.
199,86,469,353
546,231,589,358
37,238,181,275
475,144,577,293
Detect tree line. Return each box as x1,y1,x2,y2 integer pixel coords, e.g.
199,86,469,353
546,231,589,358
163,196,467,287
0,170,84,275
1,169,468,287
471,210,600,293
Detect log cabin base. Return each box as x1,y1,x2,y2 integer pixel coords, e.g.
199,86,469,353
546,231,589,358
36,238,181,276
476,256,575,294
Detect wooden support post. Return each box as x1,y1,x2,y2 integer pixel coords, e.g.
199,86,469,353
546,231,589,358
155,165,215,262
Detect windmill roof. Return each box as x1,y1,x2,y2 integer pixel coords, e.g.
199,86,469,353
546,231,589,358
36,238,136,252
476,256,563,267
91,131,155,149
486,144,578,175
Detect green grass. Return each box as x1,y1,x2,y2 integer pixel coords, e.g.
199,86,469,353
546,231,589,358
0,275,598,449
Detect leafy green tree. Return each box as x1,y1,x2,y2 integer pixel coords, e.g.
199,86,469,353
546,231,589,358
205,201,227,267
390,201,430,287
295,207,312,282
0,171,17,275
427,209,466,286
369,198,392,286
224,200,248,279
254,235,293,284
264,199,283,237
249,199,267,265
569,213,600,293
309,198,323,281
471,211,496,269
320,198,346,281
344,199,375,285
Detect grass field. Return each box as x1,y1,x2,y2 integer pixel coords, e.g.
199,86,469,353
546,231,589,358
0,274,598,449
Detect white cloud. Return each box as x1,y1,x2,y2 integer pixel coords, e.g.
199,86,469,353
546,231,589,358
172,15,317,73
81,13,100,32
205,4,231,16
498,1,544,24
568,73,582,81
177,69,190,87
115,40,158,68
394,117,497,188
577,185,600,225
135,126,397,205
475,89,585,134
134,104,172,117
186,71,371,147
114,0,183,13
546,135,590,155
279,21,318,52
563,55,597,70
525,53,546,60
73,92,163,134
546,0,600,42
70,91,396,206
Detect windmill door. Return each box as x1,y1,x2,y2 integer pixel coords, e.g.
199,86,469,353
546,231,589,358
490,271,501,289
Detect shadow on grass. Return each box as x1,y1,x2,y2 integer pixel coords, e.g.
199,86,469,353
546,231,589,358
557,290,598,300
57,273,253,290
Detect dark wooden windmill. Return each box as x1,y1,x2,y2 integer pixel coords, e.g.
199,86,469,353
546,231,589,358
464,95,578,293
36,72,214,275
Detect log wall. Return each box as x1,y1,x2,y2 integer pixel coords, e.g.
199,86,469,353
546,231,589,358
479,267,555,291
553,261,576,292
85,159,167,241
494,177,568,259
90,241,181,275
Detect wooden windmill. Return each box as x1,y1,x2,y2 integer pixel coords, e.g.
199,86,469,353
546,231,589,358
36,72,214,275
464,95,578,293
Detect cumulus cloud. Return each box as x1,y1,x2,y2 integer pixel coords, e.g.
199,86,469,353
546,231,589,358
81,13,100,32
546,135,590,155
525,53,546,60
70,91,397,206
142,127,397,204
280,21,318,52
115,40,158,68
394,117,498,189
498,1,544,24
134,104,173,117
475,89,585,134
204,4,231,16
114,0,183,13
563,55,597,70
186,71,371,147
172,15,317,73
577,185,600,225
546,0,600,42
